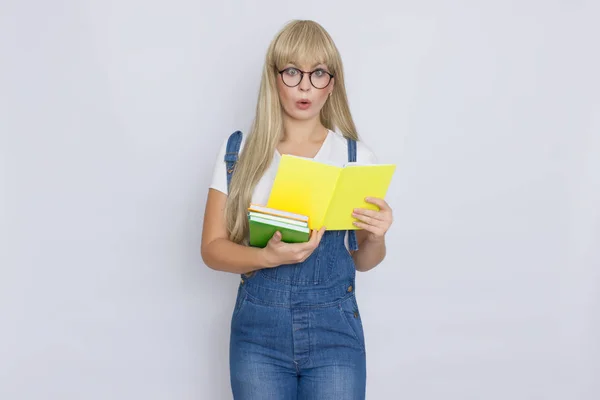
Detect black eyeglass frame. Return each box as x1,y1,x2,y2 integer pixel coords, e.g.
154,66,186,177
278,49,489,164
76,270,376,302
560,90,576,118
277,67,335,89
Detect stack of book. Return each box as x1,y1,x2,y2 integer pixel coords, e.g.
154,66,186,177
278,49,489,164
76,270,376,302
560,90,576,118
248,204,310,248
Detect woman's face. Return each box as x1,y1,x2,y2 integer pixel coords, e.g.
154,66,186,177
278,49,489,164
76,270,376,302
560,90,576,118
276,62,334,122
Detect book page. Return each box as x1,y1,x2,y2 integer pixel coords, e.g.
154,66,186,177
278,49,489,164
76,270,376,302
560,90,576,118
323,164,396,230
267,155,341,230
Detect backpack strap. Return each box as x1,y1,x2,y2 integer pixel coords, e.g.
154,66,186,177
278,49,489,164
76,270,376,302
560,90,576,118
225,131,243,192
347,138,359,252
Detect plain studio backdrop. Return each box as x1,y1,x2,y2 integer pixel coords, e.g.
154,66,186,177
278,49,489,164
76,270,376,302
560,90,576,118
1,1,599,399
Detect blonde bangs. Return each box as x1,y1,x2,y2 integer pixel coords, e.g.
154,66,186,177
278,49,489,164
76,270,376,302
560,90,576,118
270,21,338,73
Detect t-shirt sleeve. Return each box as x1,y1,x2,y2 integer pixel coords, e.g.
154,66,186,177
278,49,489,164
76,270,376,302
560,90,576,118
209,136,230,195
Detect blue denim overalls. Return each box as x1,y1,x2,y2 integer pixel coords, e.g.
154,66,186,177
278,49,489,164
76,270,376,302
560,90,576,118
224,131,366,400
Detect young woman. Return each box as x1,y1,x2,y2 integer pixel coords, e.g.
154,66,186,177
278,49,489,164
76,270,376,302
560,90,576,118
201,20,393,400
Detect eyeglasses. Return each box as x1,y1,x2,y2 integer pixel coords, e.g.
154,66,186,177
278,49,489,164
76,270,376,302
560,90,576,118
278,67,334,89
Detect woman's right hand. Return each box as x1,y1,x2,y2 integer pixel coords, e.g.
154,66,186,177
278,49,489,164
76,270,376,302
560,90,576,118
260,227,327,268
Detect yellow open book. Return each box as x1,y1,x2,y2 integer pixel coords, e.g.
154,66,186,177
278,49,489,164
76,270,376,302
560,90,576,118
267,155,396,230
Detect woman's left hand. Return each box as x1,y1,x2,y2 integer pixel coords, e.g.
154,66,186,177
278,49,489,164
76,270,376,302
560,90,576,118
352,197,393,241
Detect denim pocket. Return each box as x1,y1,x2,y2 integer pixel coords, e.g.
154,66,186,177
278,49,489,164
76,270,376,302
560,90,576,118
339,295,366,352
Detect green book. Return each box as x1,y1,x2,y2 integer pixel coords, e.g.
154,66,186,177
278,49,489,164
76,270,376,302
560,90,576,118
248,215,310,248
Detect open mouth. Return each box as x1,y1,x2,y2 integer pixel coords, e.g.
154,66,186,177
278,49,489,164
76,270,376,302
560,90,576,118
296,99,312,109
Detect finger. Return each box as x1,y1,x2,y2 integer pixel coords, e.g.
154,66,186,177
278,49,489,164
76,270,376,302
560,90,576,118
293,227,326,262
298,229,318,250
352,212,382,227
353,208,386,221
311,227,326,247
365,197,390,210
269,231,282,243
310,228,320,244
298,227,325,251
353,221,382,235
317,226,326,242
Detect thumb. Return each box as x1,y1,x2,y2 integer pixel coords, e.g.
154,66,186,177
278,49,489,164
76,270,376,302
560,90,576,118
270,231,282,243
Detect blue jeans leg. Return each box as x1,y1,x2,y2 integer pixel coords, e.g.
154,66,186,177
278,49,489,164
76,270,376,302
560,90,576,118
230,358,297,400
298,363,366,400
229,294,298,399
296,296,367,400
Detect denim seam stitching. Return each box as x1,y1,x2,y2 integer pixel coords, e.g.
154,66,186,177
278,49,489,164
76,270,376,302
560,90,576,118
339,298,366,353
242,286,355,309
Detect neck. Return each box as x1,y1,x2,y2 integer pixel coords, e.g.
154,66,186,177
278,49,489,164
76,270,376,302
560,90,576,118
281,116,326,143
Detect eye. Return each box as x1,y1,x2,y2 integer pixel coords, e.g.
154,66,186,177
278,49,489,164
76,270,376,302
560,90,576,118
313,69,328,77
285,68,300,76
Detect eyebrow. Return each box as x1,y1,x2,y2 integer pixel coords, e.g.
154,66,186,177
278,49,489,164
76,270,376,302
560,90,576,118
287,61,328,69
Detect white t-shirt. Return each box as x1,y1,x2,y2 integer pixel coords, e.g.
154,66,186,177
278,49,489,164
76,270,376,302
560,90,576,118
209,129,378,249
210,129,378,202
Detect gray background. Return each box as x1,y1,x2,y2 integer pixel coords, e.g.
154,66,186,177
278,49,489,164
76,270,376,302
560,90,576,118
1,1,599,399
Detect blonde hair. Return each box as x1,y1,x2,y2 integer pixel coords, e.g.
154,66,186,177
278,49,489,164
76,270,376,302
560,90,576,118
226,20,359,243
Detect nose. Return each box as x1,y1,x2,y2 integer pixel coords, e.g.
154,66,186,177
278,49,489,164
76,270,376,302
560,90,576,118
298,73,311,92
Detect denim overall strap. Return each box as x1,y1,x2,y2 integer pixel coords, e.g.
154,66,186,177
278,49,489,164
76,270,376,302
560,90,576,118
347,138,359,252
225,131,243,192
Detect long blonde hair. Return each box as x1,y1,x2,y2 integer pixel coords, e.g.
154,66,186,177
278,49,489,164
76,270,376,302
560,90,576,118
226,20,359,243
